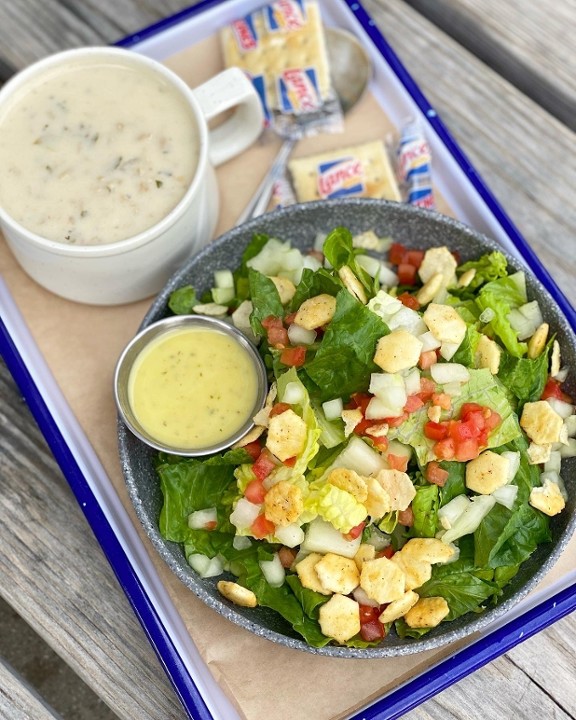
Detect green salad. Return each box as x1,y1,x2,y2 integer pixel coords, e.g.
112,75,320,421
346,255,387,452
154,227,574,647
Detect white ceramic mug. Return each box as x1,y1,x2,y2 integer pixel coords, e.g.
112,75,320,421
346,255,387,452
0,47,264,305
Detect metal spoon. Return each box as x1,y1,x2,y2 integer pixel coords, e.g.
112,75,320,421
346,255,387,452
236,27,373,224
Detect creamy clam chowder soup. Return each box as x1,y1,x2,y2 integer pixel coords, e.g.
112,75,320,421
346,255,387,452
0,60,200,245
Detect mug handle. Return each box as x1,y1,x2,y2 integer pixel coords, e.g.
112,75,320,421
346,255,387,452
191,67,264,167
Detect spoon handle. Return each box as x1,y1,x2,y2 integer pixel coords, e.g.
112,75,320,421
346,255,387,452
236,136,297,225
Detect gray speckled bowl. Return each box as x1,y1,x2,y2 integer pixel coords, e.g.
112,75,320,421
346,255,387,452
118,198,576,657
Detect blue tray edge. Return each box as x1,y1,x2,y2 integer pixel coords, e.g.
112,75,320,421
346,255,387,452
1,1,575,719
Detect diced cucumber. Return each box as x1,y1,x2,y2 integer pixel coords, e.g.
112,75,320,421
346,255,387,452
211,286,235,304
214,269,234,288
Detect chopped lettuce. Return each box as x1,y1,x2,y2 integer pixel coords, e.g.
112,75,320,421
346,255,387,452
475,274,528,357
304,483,367,533
156,235,562,649
303,289,389,401
247,268,284,335
390,369,522,465
456,250,508,290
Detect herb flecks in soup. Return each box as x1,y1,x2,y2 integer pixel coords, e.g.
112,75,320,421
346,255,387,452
128,327,259,451
0,61,199,245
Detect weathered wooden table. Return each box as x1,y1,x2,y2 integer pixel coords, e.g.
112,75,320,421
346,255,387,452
1,1,575,718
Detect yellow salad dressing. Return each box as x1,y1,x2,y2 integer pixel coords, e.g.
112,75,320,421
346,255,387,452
128,326,259,450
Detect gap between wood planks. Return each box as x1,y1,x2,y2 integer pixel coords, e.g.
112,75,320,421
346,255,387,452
400,0,576,132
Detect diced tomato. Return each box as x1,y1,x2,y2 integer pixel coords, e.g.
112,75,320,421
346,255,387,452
434,437,456,460
344,521,366,541
278,546,297,569
250,514,276,539
454,437,480,462
283,455,297,467
419,350,438,370
448,418,476,442
405,249,425,268
262,315,289,347
252,448,277,482
389,242,407,265
244,477,267,504
359,604,380,623
460,402,485,418
418,377,437,402
360,618,385,642
397,507,414,527
377,545,396,558
461,403,500,431
397,292,420,310
349,393,374,435
397,263,418,286
387,453,409,472
424,421,449,441
353,416,373,436
462,409,486,435
426,461,449,487
350,392,372,414
369,434,389,452
280,345,307,367
483,409,501,432
358,605,387,641
284,311,298,325
431,392,451,410
541,377,572,402
404,394,425,414
269,402,291,417
242,440,262,461
385,412,409,428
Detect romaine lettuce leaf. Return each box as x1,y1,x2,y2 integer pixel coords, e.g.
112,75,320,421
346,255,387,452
474,502,551,569
457,251,508,290
288,267,342,311
390,369,521,465
438,461,467,506
167,285,197,315
322,226,377,298
303,289,389,401
247,268,284,335
410,484,439,538
497,342,551,404
237,551,332,647
449,369,522,447
157,451,241,542
476,275,528,357
417,556,500,620
474,436,551,568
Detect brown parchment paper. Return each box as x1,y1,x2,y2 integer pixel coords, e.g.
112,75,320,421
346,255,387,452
1,34,575,720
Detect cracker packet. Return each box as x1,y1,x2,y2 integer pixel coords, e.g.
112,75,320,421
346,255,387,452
397,119,435,209
221,0,342,138
287,139,401,203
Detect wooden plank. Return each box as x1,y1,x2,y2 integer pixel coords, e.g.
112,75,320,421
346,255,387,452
0,367,184,720
0,658,62,720
401,0,576,130
402,614,576,719
0,0,197,75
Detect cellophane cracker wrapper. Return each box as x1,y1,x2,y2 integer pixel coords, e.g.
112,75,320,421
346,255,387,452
221,0,342,138
397,119,435,209
288,139,401,203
